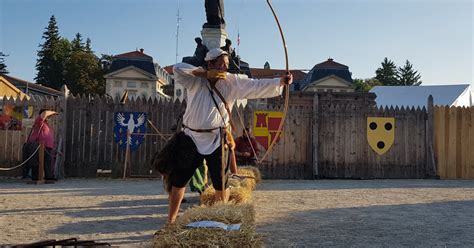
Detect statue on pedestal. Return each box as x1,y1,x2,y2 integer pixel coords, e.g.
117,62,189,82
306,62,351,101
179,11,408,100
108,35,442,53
182,37,209,67
203,0,225,28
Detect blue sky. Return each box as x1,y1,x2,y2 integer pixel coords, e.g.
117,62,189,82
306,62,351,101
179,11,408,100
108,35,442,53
1,0,472,86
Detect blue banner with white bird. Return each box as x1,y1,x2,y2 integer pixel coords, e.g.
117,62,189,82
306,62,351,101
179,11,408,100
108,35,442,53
114,112,147,151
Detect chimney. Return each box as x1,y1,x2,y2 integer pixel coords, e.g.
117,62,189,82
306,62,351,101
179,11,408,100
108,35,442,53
139,48,144,54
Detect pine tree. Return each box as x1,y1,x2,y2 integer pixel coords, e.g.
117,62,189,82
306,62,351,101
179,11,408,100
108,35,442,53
85,38,92,53
375,57,399,86
397,60,422,86
35,15,67,90
71,33,84,52
0,52,8,74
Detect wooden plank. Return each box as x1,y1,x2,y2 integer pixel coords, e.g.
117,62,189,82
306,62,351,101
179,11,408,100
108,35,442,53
0,131,6,161
455,107,462,178
426,96,435,177
439,106,448,179
12,130,21,161
447,107,457,178
312,94,319,177
461,107,469,178
470,108,474,178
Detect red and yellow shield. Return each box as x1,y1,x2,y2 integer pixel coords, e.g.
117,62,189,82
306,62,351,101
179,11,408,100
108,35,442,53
253,111,284,150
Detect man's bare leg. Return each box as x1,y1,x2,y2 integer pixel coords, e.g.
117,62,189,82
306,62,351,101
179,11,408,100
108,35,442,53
168,186,186,224
214,188,230,202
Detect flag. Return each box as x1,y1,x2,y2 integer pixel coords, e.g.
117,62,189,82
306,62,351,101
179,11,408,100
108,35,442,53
237,32,240,46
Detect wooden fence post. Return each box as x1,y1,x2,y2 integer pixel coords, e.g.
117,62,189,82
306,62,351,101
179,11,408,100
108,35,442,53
57,85,69,179
426,95,436,178
312,93,319,178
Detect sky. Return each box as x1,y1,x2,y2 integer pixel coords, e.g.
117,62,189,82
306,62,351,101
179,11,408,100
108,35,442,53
1,0,473,86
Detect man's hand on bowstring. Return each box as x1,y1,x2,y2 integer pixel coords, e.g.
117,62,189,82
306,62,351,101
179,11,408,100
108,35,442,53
280,71,293,86
207,70,227,81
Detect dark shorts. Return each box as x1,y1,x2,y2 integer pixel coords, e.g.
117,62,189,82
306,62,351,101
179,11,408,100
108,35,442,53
170,132,229,191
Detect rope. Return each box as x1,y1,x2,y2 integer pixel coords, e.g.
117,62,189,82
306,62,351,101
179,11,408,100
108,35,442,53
147,120,170,142
0,144,41,171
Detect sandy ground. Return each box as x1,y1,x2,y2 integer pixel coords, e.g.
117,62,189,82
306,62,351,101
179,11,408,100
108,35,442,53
1,178,473,247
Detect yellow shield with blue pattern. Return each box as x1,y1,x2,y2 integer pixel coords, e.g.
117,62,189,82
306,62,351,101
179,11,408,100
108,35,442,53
367,117,395,155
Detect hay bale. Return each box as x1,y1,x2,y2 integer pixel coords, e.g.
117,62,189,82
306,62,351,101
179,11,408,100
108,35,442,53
200,186,252,206
153,203,263,248
228,176,256,191
238,166,261,183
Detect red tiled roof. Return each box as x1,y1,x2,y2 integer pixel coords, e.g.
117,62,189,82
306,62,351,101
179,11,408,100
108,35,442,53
314,58,348,69
163,65,307,81
115,49,152,59
250,68,307,81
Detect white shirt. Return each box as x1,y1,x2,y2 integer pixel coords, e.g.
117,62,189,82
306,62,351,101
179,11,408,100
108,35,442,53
173,62,283,155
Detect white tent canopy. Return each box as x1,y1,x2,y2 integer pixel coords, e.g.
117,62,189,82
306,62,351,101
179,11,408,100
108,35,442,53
370,84,472,108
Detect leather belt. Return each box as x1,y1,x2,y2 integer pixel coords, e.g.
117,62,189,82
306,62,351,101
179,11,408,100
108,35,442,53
182,124,221,133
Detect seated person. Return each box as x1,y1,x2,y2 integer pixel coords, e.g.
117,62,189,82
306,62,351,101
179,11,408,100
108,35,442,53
234,128,260,165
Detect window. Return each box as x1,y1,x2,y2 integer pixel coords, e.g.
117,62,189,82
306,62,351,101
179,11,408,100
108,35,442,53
127,81,137,88
140,82,148,88
114,81,122,87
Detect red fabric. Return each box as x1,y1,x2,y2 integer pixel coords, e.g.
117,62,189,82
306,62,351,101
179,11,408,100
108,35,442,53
235,136,259,157
29,116,54,149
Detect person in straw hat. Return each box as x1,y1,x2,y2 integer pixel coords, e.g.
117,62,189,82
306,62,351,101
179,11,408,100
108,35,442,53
167,47,293,224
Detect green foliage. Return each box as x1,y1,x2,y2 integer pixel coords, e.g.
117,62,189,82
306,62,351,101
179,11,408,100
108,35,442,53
64,34,105,95
398,60,422,86
64,50,105,95
353,78,382,92
375,57,399,86
0,52,9,74
35,15,67,90
35,16,105,95
375,57,422,86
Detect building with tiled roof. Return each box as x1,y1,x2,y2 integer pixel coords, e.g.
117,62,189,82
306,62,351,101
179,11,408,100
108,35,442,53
250,68,307,82
104,49,172,100
163,64,307,101
1,74,62,97
294,58,354,93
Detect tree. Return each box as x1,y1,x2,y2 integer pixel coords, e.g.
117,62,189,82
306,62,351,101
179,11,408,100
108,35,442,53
71,33,84,52
35,15,67,90
64,37,105,95
397,60,422,86
0,52,8,74
353,78,382,92
85,38,92,53
375,57,399,86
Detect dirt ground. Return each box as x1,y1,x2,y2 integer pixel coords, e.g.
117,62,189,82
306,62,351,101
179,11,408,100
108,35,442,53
1,178,473,247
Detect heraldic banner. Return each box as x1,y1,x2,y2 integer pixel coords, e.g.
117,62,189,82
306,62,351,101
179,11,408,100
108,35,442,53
253,111,284,150
114,112,147,151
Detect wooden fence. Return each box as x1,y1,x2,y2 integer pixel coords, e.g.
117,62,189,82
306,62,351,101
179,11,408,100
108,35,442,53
434,106,474,179
0,93,440,179
315,95,434,179
64,95,185,177
0,96,64,177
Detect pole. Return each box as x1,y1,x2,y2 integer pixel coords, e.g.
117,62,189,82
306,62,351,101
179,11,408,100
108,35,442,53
123,130,130,179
